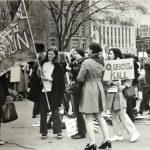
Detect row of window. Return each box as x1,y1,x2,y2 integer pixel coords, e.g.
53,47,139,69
98,26,131,48
50,38,86,49
50,22,86,36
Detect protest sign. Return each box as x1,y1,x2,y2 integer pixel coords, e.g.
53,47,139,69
10,66,21,82
0,0,36,76
103,58,134,81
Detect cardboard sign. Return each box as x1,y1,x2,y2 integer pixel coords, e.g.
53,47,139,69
10,66,21,82
103,58,134,81
0,0,36,76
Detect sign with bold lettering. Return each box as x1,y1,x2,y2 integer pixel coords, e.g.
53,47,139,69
0,0,36,76
103,58,134,81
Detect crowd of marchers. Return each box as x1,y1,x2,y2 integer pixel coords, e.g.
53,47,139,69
1,42,150,150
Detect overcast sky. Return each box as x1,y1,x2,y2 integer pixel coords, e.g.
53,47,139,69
131,0,150,25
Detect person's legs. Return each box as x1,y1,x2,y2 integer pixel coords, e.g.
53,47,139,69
139,86,150,114
52,108,62,135
32,102,39,118
120,109,136,135
111,110,123,136
39,93,48,138
73,94,86,138
120,109,140,142
126,98,134,122
95,113,109,142
84,113,95,145
0,107,5,145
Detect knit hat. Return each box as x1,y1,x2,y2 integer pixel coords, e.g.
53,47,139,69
75,48,85,57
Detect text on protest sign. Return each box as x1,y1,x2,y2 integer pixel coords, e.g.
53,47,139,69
0,0,36,76
103,58,134,81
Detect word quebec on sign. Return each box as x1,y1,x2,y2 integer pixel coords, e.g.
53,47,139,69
103,58,135,81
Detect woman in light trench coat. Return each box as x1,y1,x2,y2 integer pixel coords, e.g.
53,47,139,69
77,42,111,150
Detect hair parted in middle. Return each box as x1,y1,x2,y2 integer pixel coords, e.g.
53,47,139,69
41,46,59,66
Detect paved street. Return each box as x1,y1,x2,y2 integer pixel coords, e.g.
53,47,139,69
0,99,150,150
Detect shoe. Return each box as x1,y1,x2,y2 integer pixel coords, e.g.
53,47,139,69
72,133,85,139
98,140,111,149
84,143,97,150
57,133,63,139
41,135,47,139
130,131,140,142
0,140,5,145
32,115,36,118
110,135,124,142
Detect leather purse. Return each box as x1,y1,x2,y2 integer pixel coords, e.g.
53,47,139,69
122,86,136,99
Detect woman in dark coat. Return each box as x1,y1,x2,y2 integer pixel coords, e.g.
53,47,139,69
69,48,86,139
38,46,65,139
0,74,9,145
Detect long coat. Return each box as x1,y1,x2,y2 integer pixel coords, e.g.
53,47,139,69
77,58,106,113
0,74,9,108
50,63,65,109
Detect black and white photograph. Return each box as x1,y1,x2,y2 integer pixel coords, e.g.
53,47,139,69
0,0,150,149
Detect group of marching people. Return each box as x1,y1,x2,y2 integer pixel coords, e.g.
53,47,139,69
26,42,142,150
0,42,143,150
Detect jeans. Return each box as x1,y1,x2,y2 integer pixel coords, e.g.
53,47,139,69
73,94,86,135
111,109,136,136
39,92,62,136
32,102,39,116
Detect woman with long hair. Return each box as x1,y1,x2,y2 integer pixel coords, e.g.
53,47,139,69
39,46,65,139
107,48,140,143
77,42,111,150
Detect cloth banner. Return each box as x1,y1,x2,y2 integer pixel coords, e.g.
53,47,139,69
0,0,36,76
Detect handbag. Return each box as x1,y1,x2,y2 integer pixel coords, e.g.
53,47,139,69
122,86,136,99
67,81,81,94
2,98,18,123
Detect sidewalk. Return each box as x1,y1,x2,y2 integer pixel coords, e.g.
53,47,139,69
0,99,150,150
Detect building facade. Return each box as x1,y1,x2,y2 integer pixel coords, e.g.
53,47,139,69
91,19,137,55
138,24,150,38
136,24,150,57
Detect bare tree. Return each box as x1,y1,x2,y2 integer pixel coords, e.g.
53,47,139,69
7,0,33,20
41,0,147,51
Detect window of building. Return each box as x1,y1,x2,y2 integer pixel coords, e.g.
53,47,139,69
72,23,79,35
51,39,56,46
35,43,45,53
125,28,127,48
99,26,101,44
93,24,96,31
72,39,79,48
81,24,85,35
111,27,113,47
50,22,56,36
82,39,86,49
114,27,117,47
107,27,109,45
129,28,131,47
118,28,120,47
122,28,124,47
103,27,105,44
